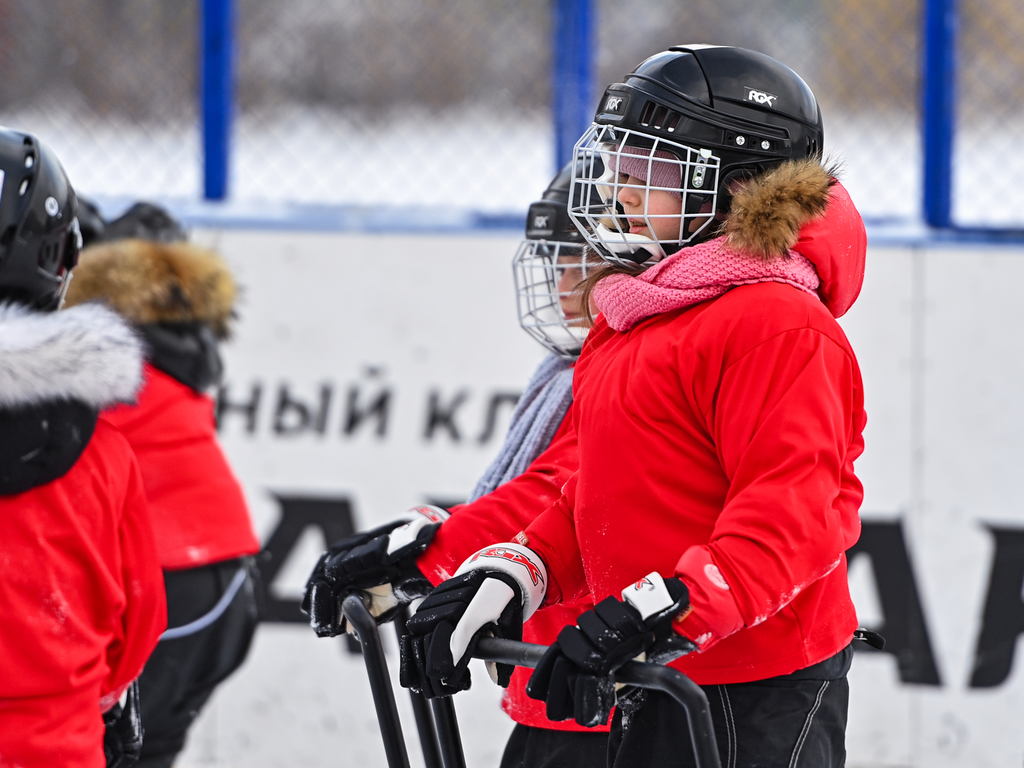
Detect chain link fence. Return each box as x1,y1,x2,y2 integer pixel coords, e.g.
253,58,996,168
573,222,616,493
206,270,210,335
231,0,552,212
0,0,200,202
0,0,1019,228
957,0,1024,227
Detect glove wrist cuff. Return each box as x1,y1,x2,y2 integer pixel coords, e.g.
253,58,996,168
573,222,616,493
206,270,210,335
454,542,547,620
620,572,687,627
385,505,450,561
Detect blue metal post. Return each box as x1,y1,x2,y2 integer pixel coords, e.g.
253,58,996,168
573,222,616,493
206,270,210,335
922,0,958,228
201,0,234,200
552,0,595,171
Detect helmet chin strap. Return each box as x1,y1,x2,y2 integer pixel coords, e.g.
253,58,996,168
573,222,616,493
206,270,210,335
593,223,666,267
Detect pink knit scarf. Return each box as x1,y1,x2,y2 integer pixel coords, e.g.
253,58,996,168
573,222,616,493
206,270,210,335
592,236,821,332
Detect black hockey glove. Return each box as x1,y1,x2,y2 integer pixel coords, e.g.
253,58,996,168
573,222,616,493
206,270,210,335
399,542,548,698
301,505,448,637
103,680,143,768
526,572,695,727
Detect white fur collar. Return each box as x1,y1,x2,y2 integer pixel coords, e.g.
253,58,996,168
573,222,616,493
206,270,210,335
0,302,144,408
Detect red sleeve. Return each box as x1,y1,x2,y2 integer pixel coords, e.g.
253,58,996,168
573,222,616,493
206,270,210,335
416,410,578,584
99,454,167,709
521,472,589,606
674,327,864,647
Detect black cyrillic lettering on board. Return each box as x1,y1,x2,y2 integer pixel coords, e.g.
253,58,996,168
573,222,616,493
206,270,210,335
313,384,333,434
273,385,312,435
970,525,1024,688
477,392,521,444
343,385,391,437
216,383,262,433
424,389,469,441
257,494,356,623
848,519,942,685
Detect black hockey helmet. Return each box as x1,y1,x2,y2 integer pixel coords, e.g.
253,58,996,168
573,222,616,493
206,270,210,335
513,153,604,358
101,201,187,245
523,156,597,245
570,44,823,266
76,195,107,249
0,128,81,310
77,196,187,250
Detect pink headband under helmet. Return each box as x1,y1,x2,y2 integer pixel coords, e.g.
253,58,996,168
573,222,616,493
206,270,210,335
613,147,683,200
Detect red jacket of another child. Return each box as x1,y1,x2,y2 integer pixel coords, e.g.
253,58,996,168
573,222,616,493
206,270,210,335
103,363,260,571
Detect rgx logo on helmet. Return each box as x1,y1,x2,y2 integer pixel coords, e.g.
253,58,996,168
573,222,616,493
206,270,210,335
745,88,778,108
471,547,544,586
603,95,625,114
533,214,550,230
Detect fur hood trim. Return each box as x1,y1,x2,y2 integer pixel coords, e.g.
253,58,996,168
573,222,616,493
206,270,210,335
0,303,144,409
723,159,834,261
64,239,237,339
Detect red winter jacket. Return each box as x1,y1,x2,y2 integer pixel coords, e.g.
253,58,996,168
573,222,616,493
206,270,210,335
103,364,260,571
525,171,868,685
0,419,167,768
417,412,607,732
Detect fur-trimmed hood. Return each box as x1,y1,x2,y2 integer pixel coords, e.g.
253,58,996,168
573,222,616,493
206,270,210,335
63,239,237,339
723,158,867,318
0,302,144,409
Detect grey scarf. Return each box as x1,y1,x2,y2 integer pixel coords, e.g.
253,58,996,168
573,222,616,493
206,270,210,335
466,353,575,503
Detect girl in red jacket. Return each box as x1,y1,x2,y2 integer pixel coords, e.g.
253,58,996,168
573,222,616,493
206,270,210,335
0,129,167,768
302,161,612,768
399,45,870,768
64,227,261,768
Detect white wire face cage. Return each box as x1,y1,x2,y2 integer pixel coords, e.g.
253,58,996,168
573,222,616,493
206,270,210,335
512,238,592,358
569,123,722,267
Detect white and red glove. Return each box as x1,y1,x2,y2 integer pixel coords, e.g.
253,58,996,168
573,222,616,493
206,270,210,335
399,542,547,698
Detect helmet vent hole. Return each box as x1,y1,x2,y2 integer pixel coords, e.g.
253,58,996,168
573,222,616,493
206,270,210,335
18,179,29,196
639,101,656,126
639,101,682,132
24,154,34,169
0,225,16,246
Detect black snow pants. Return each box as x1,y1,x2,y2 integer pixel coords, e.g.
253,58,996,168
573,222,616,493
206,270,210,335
499,723,609,768
136,556,261,768
608,645,853,768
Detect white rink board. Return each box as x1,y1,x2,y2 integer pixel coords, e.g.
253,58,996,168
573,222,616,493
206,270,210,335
174,228,1024,768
